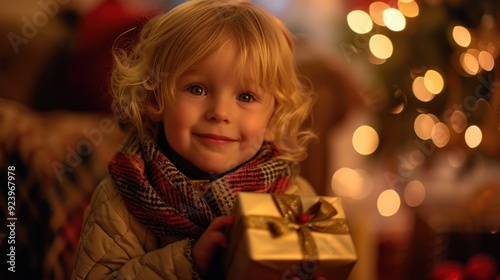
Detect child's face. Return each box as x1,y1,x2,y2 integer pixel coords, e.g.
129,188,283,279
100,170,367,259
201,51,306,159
160,47,275,174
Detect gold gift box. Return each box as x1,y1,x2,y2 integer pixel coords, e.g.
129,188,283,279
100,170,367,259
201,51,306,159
223,192,357,280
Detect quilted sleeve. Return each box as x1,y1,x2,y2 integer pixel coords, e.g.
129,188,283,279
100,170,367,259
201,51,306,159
284,176,317,196
71,177,199,280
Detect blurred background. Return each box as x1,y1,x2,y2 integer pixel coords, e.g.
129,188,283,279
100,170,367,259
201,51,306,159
1,0,500,279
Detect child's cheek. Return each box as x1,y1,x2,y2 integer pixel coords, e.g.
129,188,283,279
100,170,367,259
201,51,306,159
240,125,268,153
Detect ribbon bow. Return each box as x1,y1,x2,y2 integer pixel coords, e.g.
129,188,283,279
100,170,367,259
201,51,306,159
243,194,349,260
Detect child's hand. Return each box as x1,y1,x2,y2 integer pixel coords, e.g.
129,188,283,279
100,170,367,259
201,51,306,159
192,215,235,276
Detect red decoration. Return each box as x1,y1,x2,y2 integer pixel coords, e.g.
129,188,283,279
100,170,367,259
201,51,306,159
431,260,465,280
297,213,310,224
465,253,497,280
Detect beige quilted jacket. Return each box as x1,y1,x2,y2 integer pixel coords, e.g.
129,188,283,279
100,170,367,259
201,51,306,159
72,176,316,279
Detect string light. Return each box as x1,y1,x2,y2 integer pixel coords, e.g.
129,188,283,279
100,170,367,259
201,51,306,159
404,180,426,207
352,125,379,155
369,34,393,60
431,122,450,148
478,51,495,71
377,190,401,217
398,0,419,18
331,168,365,199
347,10,373,34
452,25,472,47
450,110,467,133
465,125,483,148
460,52,480,75
369,2,390,26
382,8,406,31
424,70,444,94
412,77,435,102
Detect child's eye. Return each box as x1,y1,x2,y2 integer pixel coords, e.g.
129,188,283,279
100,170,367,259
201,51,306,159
237,93,255,103
187,85,206,96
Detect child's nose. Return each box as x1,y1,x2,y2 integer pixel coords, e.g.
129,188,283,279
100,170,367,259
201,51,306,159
206,96,232,123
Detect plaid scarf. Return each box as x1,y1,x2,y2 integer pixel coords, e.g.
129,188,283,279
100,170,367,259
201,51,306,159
108,132,293,241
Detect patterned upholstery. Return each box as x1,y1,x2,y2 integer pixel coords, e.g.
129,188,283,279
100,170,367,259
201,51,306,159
0,98,125,279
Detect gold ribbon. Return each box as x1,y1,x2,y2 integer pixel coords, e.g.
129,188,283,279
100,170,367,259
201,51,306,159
243,194,350,260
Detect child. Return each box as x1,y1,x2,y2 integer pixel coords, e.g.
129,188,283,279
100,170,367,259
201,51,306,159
72,0,317,279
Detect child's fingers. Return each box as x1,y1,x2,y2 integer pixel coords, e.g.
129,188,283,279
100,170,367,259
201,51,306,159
196,216,235,252
204,216,235,248
192,215,235,275
206,215,235,232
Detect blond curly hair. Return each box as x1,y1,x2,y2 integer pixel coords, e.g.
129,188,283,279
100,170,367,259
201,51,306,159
110,0,316,164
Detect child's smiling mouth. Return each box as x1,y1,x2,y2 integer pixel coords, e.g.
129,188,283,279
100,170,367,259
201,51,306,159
194,133,238,145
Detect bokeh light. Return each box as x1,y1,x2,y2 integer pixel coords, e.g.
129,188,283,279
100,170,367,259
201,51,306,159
431,122,450,148
460,52,480,75
414,113,436,140
428,113,440,124
331,168,365,199
404,180,426,207
352,125,379,155
391,103,405,114
450,110,467,133
424,70,444,94
465,125,482,148
369,2,390,26
486,42,498,59
478,51,495,71
377,189,401,217
398,0,419,18
412,77,435,102
382,8,406,31
452,25,471,47
390,88,407,114
369,55,387,65
369,34,393,60
347,10,373,34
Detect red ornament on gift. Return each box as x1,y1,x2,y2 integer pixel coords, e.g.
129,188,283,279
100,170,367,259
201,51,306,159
297,213,310,224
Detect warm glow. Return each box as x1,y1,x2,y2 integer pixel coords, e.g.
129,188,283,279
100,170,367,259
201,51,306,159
352,125,379,155
377,189,401,217
424,70,444,94
460,52,480,75
368,55,387,65
452,26,471,47
391,103,405,114
450,110,467,133
486,42,498,59
465,125,482,148
347,10,373,34
369,34,393,59
478,51,495,71
414,114,436,140
398,0,419,18
369,2,390,26
447,149,466,168
331,168,365,199
404,180,426,207
428,113,439,124
383,8,406,31
431,122,450,148
412,77,434,102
